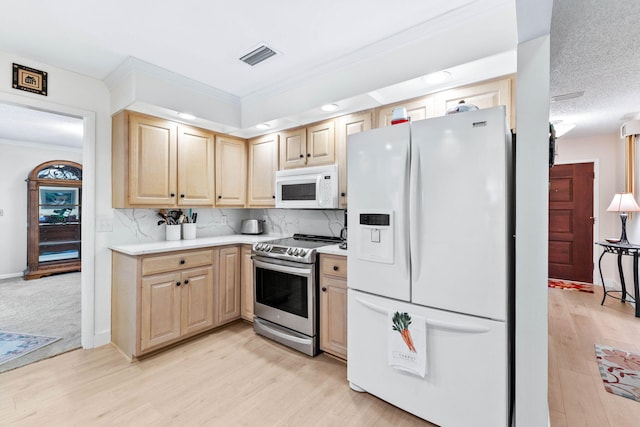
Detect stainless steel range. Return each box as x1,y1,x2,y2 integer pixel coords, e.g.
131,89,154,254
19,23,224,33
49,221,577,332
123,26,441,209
252,234,341,356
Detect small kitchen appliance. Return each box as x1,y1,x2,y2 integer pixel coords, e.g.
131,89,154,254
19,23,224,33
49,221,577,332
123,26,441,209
252,233,341,356
275,164,339,209
240,219,264,235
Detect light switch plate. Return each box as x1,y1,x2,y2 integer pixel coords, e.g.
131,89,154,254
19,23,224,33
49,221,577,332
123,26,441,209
96,216,113,232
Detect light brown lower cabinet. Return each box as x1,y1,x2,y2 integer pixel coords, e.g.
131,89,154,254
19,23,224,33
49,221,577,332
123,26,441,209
319,254,348,360
240,244,254,321
112,246,243,360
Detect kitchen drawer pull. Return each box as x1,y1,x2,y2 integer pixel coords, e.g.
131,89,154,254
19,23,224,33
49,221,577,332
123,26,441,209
306,153,311,157
218,195,222,199
333,265,339,271
180,194,185,198
176,281,181,287
180,259,185,265
299,154,304,158
322,287,327,292
341,192,346,197
184,279,189,284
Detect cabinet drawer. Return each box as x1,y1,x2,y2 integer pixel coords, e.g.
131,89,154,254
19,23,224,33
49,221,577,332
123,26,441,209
320,254,347,279
142,249,214,276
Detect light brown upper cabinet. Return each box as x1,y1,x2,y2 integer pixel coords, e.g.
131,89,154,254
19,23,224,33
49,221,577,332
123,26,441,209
376,97,435,128
434,77,514,129
215,135,247,207
280,120,335,169
248,133,279,207
336,111,372,208
112,111,215,208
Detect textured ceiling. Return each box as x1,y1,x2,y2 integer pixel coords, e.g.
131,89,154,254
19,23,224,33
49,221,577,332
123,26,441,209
549,0,640,138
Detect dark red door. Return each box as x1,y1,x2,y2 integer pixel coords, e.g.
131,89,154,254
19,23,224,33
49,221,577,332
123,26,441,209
548,163,594,282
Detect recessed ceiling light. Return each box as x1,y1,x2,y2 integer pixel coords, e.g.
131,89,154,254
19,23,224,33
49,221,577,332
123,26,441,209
321,104,339,112
256,123,271,130
178,112,196,120
422,71,451,85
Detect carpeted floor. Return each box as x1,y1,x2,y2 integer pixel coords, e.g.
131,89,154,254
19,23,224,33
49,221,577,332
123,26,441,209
0,272,80,373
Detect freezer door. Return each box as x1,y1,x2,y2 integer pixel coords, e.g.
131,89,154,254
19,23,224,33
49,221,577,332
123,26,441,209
347,289,508,427
347,124,411,301
410,107,511,321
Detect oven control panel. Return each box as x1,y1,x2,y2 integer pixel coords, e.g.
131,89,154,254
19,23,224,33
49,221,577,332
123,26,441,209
252,243,314,263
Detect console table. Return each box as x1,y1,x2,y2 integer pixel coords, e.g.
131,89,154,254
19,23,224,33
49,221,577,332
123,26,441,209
596,241,640,317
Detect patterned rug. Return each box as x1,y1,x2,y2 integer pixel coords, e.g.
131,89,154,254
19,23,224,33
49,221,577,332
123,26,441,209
595,344,640,402
0,331,61,365
548,278,594,293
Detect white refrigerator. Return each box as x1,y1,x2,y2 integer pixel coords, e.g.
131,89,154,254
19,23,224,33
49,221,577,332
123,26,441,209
347,106,513,427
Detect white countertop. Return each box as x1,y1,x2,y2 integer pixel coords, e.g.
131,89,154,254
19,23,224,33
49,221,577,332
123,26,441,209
317,244,348,257
110,234,284,256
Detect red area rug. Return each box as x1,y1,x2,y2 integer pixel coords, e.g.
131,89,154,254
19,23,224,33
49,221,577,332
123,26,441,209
548,278,594,293
595,344,640,402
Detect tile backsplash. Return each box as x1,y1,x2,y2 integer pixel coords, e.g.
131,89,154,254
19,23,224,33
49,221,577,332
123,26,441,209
111,208,345,245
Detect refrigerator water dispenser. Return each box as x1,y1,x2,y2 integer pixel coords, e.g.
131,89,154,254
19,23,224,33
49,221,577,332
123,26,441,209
356,211,394,264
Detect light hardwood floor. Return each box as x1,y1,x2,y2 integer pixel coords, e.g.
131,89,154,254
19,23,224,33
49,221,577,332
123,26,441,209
4,286,638,426
549,285,640,426
0,321,433,426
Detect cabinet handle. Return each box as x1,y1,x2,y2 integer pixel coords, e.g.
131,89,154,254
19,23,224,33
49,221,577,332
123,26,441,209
341,192,346,197
184,279,189,284
333,265,339,271
299,154,304,158
306,153,311,157
180,259,185,265
272,195,275,199
176,281,181,287
322,287,327,292
218,195,222,199
170,193,176,197
180,194,185,198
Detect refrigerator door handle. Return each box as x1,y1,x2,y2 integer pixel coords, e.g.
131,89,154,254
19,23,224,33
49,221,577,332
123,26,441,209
354,297,491,334
409,141,421,282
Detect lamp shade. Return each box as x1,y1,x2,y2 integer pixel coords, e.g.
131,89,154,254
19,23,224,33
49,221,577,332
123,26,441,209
607,193,640,212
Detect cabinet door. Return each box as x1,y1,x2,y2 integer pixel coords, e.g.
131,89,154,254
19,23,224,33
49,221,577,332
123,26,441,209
320,276,348,360
128,113,178,206
216,136,247,207
247,133,279,207
280,128,307,169
336,111,372,207
218,246,241,324
140,271,182,352
434,77,513,129
376,97,434,128
177,126,215,206
240,245,254,321
181,266,215,336
306,120,335,167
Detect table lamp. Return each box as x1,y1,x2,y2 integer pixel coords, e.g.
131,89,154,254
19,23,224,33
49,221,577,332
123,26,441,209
607,193,640,244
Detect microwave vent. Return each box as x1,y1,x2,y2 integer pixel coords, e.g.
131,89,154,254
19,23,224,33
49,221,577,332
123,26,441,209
239,44,277,66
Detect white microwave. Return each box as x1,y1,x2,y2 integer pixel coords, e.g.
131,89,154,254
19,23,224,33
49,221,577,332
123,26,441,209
275,164,339,209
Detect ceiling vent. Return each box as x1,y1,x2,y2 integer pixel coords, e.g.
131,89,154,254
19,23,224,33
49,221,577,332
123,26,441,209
239,45,277,66
551,91,585,102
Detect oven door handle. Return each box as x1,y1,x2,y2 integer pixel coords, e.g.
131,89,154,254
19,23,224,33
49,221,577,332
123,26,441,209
253,258,312,276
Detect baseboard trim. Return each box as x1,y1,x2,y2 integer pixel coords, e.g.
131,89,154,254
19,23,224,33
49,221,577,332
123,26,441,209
0,272,24,280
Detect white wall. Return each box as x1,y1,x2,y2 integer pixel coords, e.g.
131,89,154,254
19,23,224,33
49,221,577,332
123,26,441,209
0,50,111,348
0,140,82,278
555,132,620,285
